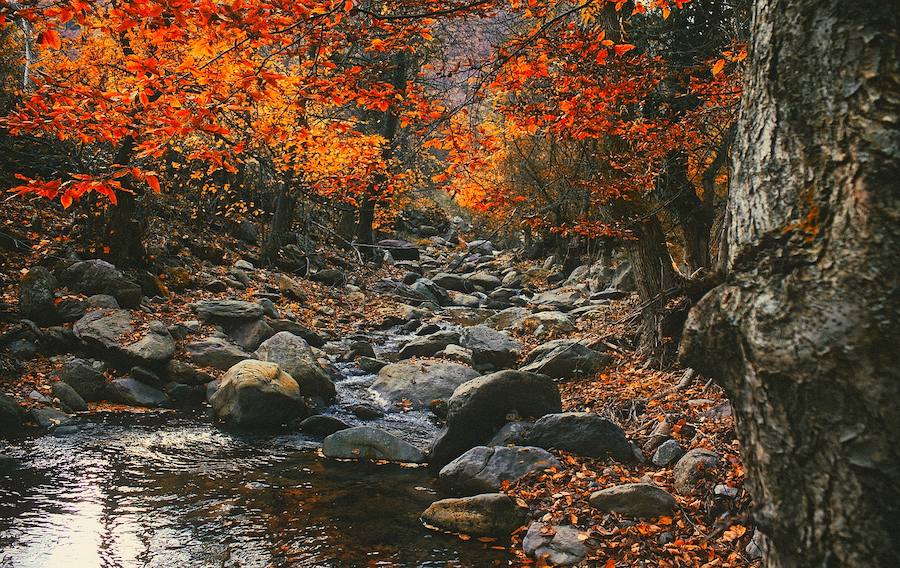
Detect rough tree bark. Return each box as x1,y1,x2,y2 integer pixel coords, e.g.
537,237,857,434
261,178,297,264
680,1,899,566
105,136,147,267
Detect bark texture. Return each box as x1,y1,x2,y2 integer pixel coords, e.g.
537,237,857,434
680,1,899,566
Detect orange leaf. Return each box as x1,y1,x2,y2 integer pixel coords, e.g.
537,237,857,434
614,44,636,56
40,29,62,50
147,175,161,193
712,59,726,76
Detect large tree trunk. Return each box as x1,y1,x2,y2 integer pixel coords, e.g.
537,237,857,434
679,1,899,566
105,136,146,267
261,180,297,264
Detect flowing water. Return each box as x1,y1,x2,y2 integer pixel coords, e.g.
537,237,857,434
0,328,511,567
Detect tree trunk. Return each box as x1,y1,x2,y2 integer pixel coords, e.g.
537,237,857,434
105,136,146,267
679,1,899,566
661,151,712,273
261,180,297,264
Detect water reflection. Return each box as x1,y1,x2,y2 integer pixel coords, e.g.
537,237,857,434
0,414,508,567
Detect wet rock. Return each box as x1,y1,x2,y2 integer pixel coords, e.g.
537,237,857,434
130,365,164,388
398,330,461,359
430,370,561,469
51,382,87,412
59,358,107,401
349,403,385,420
460,325,522,372
358,356,388,374
372,361,480,410
298,415,350,436
342,341,376,361
194,299,264,324
520,339,609,379
124,321,176,366
323,426,424,462
73,309,134,353
18,267,58,324
518,311,575,337
63,259,143,308
254,332,335,401
522,523,588,566
106,377,169,407
525,413,636,463
30,407,75,429
164,382,204,407
487,421,533,446
652,440,686,467
227,318,274,351
186,337,251,370
439,446,561,495
589,483,677,517
673,448,719,495
267,319,326,348
210,360,306,427
421,493,525,537
0,392,25,428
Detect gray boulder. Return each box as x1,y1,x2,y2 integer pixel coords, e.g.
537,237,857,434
522,523,589,566
673,448,719,494
124,321,176,366
186,337,251,370
210,360,306,427
194,299,264,324
58,358,107,401
488,421,534,446
466,271,501,291
228,319,274,351
460,325,522,372
371,361,479,410
421,493,526,537
323,426,424,462
520,339,609,379
431,272,469,292
30,407,75,429
589,483,677,517
398,330,460,359
297,415,350,436
524,412,636,463
63,259,143,308
0,393,25,429
51,382,88,412
530,287,586,312
439,446,560,495
19,267,58,324
652,440,686,467
73,309,133,352
430,370,561,469
518,311,574,337
254,332,335,401
486,307,530,330
105,377,169,407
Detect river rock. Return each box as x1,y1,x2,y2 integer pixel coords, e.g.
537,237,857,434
267,319,326,348
439,446,560,495
187,337,251,370
525,413,636,463
106,377,169,407
447,290,481,308
63,259,143,308
589,483,677,517
466,271,501,291
530,287,586,312
411,278,449,306
520,339,609,379
323,426,424,462
673,448,719,494
487,307,530,330
18,267,58,324
73,309,134,353
310,269,346,286
210,360,306,427
518,311,574,337
254,332,335,401
124,321,176,366
195,299,264,324
30,407,75,429
421,493,526,537
398,330,460,359
228,318,274,351
371,361,480,410
430,370,562,469
0,393,25,428
460,325,522,372
440,344,474,366
58,358,107,401
488,421,534,446
298,415,350,436
378,239,420,261
51,382,87,412
522,523,589,566
358,356,388,374
431,272,469,292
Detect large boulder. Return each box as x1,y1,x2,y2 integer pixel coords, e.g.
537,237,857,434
63,259,142,308
524,413,637,463
186,337,251,370
439,446,560,495
0,392,25,429
430,370,561,469
530,287,586,312
123,321,176,366
30,407,75,429
487,307,530,331
228,319,274,351
460,325,522,372
421,493,526,537
51,381,88,412
520,340,609,379
105,377,169,407
411,278,449,306
522,523,589,566
378,239,420,261
398,330,460,359
518,311,575,338
58,358,107,401
466,271,501,291
323,426,425,462
589,483,677,517
73,309,134,360
194,299,264,324
18,267,58,324
210,360,307,427
431,272,469,292
673,448,719,495
253,332,335,401
371,361,479,410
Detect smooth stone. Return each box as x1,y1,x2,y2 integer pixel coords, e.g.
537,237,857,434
589,483,677,517
323,426,424,463
421,493,526,536
439,446,560,495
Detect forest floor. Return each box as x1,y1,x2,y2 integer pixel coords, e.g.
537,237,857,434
0,198,757,567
